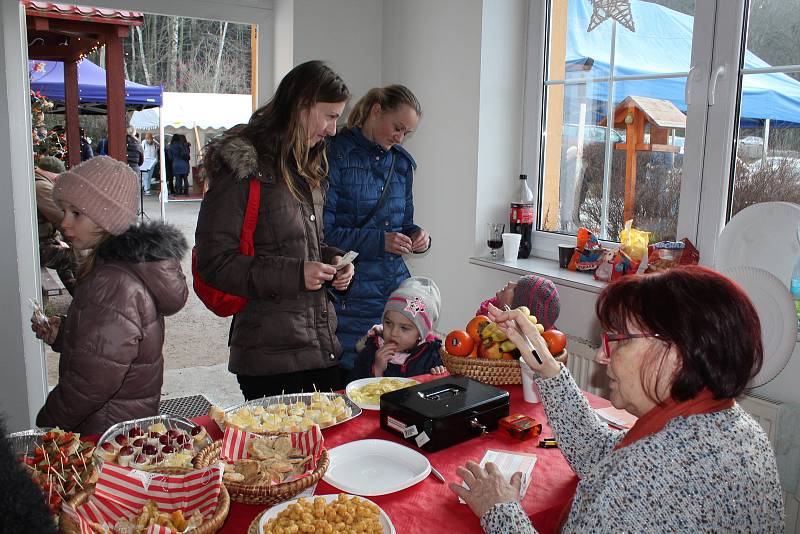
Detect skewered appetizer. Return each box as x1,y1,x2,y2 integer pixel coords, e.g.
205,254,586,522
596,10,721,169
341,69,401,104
210,393,353,433
98,422,208,470
17,428,97,517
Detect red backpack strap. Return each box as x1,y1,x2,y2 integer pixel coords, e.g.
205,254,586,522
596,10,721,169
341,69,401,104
238,177,261,256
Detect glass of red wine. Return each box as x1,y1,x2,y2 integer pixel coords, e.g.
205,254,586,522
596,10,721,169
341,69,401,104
487,222,505,260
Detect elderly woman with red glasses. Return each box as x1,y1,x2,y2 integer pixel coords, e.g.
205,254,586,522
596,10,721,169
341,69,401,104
450,265,784,533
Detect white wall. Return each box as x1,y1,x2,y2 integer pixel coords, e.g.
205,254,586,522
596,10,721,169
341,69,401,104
292,0,382,104
380,0,544,335
0,1,48,431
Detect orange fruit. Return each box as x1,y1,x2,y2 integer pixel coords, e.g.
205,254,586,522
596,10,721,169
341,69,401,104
542,329,567,355
445,330,474,357
466,315,491,342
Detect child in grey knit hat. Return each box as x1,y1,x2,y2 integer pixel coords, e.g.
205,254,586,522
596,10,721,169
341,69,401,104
350,276,446,380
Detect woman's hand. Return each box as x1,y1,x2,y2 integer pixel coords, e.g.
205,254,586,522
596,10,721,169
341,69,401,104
487,303,561,379
430,365,447,374
410,228,431,253
304,261,336,291
331,256,355,291
374,341,397,376
385,232,413,255
449,461,524,519
31,315,60,346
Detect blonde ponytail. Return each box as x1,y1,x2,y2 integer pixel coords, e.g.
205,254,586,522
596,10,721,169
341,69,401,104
347,88,385,128
347,85,422,129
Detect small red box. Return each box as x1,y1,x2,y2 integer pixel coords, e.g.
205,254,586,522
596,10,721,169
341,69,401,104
499,413,542,441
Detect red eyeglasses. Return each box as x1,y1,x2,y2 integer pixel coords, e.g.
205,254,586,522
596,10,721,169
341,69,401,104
598,332,663,364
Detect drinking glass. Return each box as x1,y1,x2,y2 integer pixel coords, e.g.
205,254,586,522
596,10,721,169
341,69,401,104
487,223,505,260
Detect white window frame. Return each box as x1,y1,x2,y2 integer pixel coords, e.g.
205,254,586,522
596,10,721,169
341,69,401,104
521,0,748,266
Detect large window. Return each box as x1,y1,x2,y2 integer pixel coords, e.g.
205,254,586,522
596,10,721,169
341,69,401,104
526,0,800,260
730,2,800,218
539,0,694,243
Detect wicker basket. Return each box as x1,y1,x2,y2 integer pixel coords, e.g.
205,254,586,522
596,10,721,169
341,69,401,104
193,440,330,506
442,348,568,385
59,467,230,534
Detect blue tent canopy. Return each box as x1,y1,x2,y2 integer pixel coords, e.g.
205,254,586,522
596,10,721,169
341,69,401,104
565,0,800,127
29,59,162,113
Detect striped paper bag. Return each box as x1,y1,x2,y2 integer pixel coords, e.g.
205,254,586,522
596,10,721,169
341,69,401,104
61,462,223,534
220,425,324,481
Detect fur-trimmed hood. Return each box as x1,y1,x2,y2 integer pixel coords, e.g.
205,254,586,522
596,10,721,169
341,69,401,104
99,221,188,263
97,221,189,316
202,131,270,188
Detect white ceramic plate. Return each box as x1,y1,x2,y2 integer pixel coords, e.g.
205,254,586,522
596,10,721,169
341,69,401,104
323,439,431,496
257,494,396,533
345,377,419,411
715,201,800,285
722,266,797,387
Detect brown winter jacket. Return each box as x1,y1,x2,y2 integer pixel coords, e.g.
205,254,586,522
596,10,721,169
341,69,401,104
194,135,343,376
37,222,188,435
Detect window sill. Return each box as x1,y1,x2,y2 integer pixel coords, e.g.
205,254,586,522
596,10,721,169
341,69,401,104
469,255,606,294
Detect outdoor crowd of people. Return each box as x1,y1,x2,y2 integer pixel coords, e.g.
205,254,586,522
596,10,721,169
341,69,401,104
24,60,785,533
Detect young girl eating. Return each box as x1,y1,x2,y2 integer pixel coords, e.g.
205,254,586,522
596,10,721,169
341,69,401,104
351,277,445,380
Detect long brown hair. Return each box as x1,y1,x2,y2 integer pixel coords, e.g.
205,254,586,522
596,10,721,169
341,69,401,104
240,60,349,200
347,84,422,128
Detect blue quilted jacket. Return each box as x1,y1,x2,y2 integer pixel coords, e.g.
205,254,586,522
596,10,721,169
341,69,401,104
324,127,421,370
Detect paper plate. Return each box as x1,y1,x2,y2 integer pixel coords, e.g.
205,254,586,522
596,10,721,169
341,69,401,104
716,201,800,285
257,494,396,533
722,266,797,387
323,439,431,496
345,377,419,410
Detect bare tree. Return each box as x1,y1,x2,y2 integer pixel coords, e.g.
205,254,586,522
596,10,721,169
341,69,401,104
136,26,151,86
212,21,228,93
167,16,178,89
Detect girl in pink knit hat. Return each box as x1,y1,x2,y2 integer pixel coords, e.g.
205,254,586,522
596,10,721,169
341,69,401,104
31,156,189,435
476,274,561,330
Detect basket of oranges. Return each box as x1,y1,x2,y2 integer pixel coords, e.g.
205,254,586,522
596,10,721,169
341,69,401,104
442,308,567,386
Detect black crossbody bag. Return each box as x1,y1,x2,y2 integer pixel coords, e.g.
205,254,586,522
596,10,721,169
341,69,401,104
355,153,396,229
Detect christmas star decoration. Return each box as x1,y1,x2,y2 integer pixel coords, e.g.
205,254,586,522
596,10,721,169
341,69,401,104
587,0,636,33
404,297,426,317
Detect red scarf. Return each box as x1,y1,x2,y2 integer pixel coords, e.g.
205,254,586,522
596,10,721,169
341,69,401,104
614,388,733,450
553,389,733,531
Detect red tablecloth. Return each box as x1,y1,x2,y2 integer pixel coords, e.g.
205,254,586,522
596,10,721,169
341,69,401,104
197,374,611,534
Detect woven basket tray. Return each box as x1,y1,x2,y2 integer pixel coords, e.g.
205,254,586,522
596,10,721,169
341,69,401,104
59,466,230,534
442,348,568,385
193,440,329,506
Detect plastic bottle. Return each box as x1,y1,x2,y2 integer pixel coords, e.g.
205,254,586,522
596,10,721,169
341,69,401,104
510,174,534,258
791,256,800,326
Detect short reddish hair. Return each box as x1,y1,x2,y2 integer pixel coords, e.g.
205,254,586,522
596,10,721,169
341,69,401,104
596,265,763,401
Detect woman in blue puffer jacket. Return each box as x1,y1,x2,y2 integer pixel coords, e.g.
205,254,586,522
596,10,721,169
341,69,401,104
324,85,431,379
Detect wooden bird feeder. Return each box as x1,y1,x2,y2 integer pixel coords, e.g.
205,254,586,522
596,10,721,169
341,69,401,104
600,95,686,222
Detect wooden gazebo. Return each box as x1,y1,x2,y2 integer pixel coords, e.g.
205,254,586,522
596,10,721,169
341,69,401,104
24,1,144,167
601,95,686,222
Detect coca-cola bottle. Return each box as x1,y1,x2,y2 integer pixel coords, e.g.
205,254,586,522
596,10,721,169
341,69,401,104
510,174,534,259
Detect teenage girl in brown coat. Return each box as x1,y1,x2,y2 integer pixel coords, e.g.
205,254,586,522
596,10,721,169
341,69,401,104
194,61,355,399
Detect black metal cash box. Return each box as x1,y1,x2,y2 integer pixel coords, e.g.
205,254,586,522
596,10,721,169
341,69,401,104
379,376,510,452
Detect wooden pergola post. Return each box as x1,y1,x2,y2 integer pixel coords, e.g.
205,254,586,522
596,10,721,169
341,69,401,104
104,28,127,163
63,58,80,168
